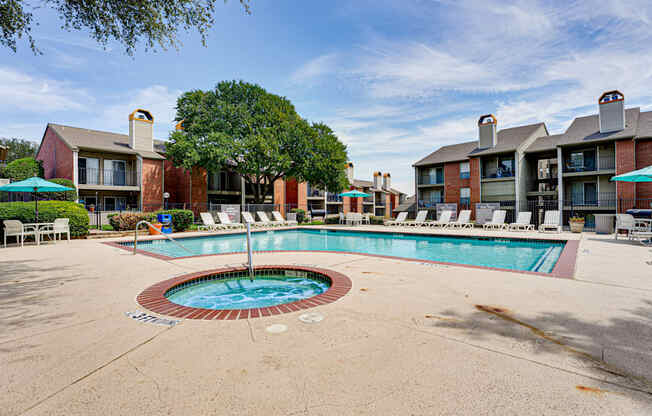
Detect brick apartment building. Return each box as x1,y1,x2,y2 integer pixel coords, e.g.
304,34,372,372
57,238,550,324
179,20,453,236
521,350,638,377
413,90,652,227
35,109,404,217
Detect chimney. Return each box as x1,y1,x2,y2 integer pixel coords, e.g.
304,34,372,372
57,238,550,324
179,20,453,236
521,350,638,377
175,119,185,131
478,114,497,148
598,90,625,133
373,171,382,189
346,162,354,184
383,172,391,190
129,109,154,152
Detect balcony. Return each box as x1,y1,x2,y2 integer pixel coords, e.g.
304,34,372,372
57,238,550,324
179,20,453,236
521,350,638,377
375,199,386,207
307,185,325,198
418,176,444,186
482,167,514,179
563,156,615,174
418,199,443,208
363,196,374,204
564,192,617,208
460,171,470,179
460,197,470,206
326,194,342,203
78,168,139,187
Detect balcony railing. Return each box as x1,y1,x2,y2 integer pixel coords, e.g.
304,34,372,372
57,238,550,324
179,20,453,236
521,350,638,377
418,199,443,208
460,197,470,206
326,194,342,202
565,192,617,207
418,176,444,185
363,196,374,203
78,168,139,186
460,171,470,179
307,185,325,198
375,199,386,207
563,156,615,173
482,167,514,179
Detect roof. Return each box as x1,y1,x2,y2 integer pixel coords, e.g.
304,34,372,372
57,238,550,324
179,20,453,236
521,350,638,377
524,134,564,153
468,123,546,156
393,195,415,212
413,140,477,166
635,110,652,139
352,179,373,188
556,107,639,147
47,124,165,160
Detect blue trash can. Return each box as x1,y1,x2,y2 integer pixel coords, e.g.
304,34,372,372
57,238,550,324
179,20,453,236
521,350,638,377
157,214,173,234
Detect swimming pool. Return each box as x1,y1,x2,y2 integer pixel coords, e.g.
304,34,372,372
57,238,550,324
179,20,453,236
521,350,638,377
123,229,565,274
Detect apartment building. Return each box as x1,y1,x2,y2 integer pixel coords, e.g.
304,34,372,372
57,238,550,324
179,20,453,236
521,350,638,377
413,90,652,226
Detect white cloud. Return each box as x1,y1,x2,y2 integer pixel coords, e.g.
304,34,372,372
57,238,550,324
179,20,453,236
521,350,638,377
290,53,338,84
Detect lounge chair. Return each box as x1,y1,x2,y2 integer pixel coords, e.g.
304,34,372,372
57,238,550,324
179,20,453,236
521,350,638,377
539,210,561,233
406,210,429,227
257,211,283,227
615,214,651,240
483,210,507,230
272,211,298,226
509,212,534,231
217,212,244,229
428,210,453,227
39,218,71,242
199,212,221,231
242,211,267,228
446,210,473,229
3,220,37,248
385,211,408,226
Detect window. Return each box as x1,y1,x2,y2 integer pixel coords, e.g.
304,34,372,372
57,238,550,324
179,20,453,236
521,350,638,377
104,160,126,186
460,187,470,206
460,162,470,179
78,157,99,184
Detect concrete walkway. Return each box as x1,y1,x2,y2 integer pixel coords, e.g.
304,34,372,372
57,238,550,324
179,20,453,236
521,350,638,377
1,228,651,415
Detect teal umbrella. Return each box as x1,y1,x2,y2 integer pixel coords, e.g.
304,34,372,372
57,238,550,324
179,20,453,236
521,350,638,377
611,165,652,183
339,190,371,198
0,177,73,222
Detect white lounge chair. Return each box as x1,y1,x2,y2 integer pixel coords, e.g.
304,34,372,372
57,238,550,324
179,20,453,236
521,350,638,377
3,220,37,248
272,211,298,226
257,211,283,227
446,210,473,229
242,211,267,228
40,218,71,242
615,214,651,240
199,212,221,231
406,210,429,227
385,211,408,226
483,210,507,230
509,212,534,231
428,210,453,227
217,212,244,229
539,210,561,233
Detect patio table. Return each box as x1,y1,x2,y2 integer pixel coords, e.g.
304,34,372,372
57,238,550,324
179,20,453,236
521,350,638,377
23,222,55,246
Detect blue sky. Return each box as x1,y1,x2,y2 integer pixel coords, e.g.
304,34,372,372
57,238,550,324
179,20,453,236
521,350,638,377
2,0,652,194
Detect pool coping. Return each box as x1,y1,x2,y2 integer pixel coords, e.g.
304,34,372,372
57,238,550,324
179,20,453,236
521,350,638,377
136,265,352,320
105,227,579,279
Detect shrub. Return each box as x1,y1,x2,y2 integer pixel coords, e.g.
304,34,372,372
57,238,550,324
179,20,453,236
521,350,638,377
325,216,339,224
109,212,149,231
0,201,89,238
152,209,194,231
3,157,43,180
369,215,384,225
291,208,306,223
47,178,77,201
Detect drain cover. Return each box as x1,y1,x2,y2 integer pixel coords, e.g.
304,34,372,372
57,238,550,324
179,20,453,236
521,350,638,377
266,324,288,334
299,312,323,324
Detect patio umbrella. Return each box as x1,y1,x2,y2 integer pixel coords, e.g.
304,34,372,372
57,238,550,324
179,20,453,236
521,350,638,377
611,165,652,182
0,176,73,222
339,190,371,198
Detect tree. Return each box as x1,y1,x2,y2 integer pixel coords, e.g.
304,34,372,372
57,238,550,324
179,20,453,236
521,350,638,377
1,0,251,55
166,80,349,204
2,157,43,180
47,178,77,201
0,138,38,162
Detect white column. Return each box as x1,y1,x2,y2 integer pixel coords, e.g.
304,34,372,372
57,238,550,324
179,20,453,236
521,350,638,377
557,147,564,226
137,156,143,209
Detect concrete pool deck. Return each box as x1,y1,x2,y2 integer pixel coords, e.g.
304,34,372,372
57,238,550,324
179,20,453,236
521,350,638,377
1,227,652,414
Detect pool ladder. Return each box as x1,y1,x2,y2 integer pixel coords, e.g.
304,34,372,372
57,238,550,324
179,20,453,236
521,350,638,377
133,220,193,255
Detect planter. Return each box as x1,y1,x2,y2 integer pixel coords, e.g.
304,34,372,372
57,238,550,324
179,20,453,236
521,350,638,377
569,221,585,233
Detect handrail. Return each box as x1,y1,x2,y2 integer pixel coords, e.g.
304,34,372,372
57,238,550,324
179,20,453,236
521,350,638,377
133,220,193,255
246,222,254,281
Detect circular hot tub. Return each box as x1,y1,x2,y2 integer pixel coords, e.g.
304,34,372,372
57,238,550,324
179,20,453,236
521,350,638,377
136,265,352,320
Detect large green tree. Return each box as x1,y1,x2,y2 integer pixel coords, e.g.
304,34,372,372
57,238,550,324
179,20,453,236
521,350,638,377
1,0,251,54
0,137,38,162
166,80,349,204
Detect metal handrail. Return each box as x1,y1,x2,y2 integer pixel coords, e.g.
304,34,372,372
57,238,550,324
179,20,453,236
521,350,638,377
246,222,254,281
133,220,193,255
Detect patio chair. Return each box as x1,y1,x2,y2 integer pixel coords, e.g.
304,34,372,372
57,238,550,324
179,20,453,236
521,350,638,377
446,210,473,229
509,212,534,231
272,211,298,226
615,214,651,240
40,218,71,242
429,210,453,227
242,211,267,228
3,220,37,248
361,213,371,225
199,212,221,231
384,211,408,226
217,212,244,229
483,210,507,230
406,210,429,227
345,212,362,226
257,211,283,227
338,212,345,224
539,210,561,233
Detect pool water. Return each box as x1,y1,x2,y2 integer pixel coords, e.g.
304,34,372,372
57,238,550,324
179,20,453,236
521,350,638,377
166,276,329,310
127,229,565,273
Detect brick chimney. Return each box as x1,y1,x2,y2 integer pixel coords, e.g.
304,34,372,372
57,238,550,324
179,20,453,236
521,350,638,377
478,114,497,149
129,109,154,152
598,90,625,133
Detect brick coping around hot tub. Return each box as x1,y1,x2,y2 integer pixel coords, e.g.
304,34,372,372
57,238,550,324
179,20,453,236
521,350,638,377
136,265,352,320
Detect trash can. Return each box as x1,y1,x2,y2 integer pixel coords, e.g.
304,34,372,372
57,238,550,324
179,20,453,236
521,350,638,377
157,214,173,234
594,214,615,235
148,222,163,235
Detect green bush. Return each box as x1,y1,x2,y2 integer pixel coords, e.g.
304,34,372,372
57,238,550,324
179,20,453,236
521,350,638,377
109,212,149,231
0,201,89,238
108,209,194,232
325,216,339,224
369,216,384,225
2,157,43,180
152,209,194,231
47,178,77,201
291,208,306,223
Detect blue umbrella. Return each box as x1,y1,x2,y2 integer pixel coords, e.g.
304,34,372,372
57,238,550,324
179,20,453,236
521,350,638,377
611,165,652,183
0,176,73,221
339,190,371,198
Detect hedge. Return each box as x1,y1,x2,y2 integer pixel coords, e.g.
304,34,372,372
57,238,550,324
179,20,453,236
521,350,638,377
109,209,194,232
0,201,89,238
152,209,194,231
290,208,306,223
109,212,149,231
47,178,77,201
2,157,43,180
